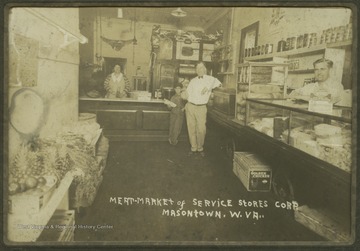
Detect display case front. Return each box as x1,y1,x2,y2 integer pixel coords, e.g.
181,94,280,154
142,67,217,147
245,98,352,173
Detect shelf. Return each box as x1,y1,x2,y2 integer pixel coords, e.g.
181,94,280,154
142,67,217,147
326,40,353,49
7,172,74,242
218,72,234,75
244,40,352,61
214,43,232,50
288,69,314,74
275,69,314,74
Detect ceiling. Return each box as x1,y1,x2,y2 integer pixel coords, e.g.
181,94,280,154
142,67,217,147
81,7,231,30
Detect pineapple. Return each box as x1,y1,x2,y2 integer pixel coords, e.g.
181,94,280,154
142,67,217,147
12,144,30,179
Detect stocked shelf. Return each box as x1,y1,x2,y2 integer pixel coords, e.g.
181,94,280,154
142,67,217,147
244,40,352,61
213,44,234,77
288,69,314,74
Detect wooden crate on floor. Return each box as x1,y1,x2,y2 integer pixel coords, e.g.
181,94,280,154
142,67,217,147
233,152,272,192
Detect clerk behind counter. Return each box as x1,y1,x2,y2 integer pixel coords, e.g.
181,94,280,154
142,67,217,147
287,58,344,104
104,64,130,98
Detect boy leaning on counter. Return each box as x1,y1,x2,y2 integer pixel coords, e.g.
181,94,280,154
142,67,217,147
166,83,186,146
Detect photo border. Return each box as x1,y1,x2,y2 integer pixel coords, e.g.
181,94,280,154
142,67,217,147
1,0,359,250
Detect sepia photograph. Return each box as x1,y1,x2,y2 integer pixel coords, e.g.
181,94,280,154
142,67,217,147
2,1,358,249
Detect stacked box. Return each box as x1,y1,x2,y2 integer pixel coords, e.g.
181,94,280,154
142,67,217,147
233,152,272,192
38,210,75,241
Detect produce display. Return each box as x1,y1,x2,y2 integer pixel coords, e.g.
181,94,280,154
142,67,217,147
9,121,106,211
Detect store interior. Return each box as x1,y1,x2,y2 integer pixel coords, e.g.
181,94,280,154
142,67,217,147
6,6,355,245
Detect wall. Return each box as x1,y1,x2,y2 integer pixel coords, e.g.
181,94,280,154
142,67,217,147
89,16,203,83
8,7,81,159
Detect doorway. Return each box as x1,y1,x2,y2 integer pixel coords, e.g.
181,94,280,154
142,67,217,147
103,57,127,76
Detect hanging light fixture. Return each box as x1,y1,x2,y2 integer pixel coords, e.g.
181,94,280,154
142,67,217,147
171,7,187,17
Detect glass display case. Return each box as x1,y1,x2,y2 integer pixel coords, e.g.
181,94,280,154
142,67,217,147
245,98,352,173
235,62,288,121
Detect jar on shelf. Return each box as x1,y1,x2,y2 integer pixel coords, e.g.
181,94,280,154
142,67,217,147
344,23,352,41
330,28,337,43
255,45,261,56
303,33,309,48
261,45,266,55
336,26,345,42
251,47,255,57
320,30,326,44
308,33,317,47
325,28,333,44
286,37,296,50
296,35,304,49
277,38,286,52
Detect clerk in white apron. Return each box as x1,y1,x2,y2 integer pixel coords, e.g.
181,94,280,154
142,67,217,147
104,65,130,98
288,58,344,103
182,62,222,156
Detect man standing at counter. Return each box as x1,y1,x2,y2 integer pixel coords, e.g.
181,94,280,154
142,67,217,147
288,58,344,103
182,61,222,156
104,64,130,98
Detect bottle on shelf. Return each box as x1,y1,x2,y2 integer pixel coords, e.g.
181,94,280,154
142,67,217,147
296,35,304,49
277,38,286,52
320,30,326,44
308,33,317,47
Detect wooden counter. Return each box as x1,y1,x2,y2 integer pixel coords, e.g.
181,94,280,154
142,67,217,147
79,97,187,141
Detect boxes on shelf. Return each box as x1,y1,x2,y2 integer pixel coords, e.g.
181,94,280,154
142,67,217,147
233,152,272,192
8,175,57,215
294,205,350,242
37,210,75,241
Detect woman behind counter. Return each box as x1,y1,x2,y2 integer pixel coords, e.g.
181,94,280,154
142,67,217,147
104,64,130,98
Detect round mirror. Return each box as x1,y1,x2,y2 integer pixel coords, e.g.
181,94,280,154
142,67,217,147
9,88,45,137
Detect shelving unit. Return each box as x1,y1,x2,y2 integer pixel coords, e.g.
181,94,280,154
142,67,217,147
235,62,288,122
243,39,351,95
213,44,234,74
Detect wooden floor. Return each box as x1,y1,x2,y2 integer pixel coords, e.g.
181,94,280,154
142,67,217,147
74,127,324,244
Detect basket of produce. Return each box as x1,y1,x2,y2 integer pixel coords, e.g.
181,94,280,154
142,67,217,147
8,175,57,214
